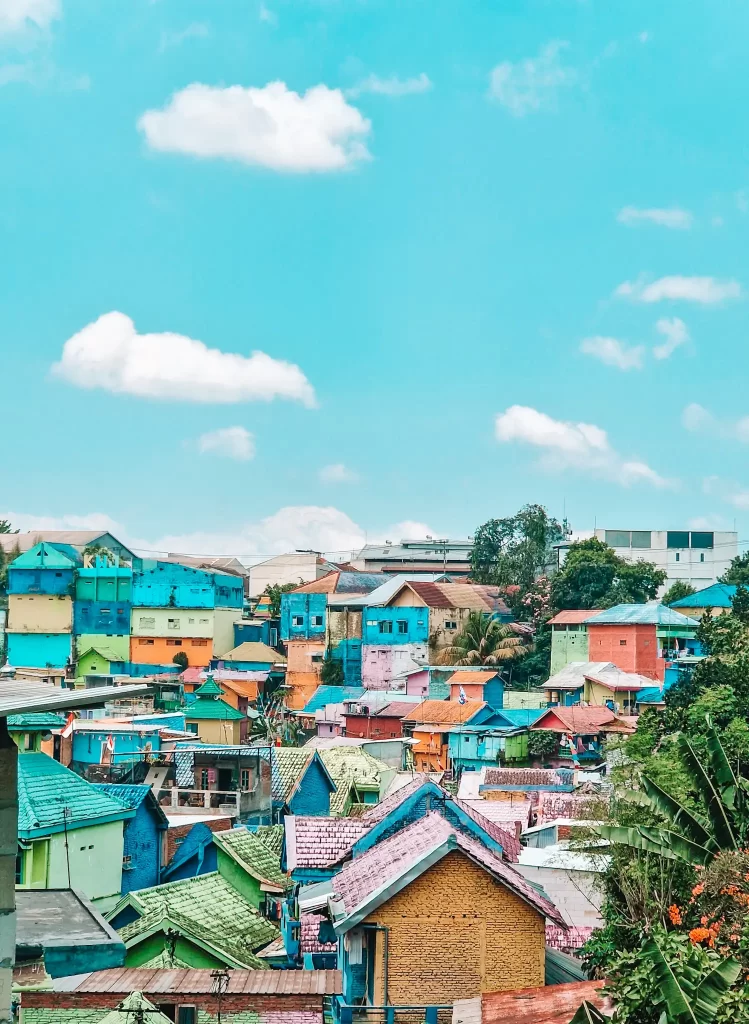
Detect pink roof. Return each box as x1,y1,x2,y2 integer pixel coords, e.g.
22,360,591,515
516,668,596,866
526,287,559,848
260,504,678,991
301,913,337,954
285,815,371,870
546,925,595,951
531,706,635,734
546,610,603,625
536,791,603,824
360,774,433,824
331,812,564,926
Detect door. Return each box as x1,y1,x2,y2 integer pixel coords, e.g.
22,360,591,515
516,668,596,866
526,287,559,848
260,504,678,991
218,767,233,792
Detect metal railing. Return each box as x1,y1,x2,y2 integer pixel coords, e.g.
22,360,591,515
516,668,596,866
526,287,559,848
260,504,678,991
337,1005,451,1024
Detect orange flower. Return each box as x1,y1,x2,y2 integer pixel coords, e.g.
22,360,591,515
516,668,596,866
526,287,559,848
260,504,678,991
690,927,711,945
668,905,683,925
692,883,704,897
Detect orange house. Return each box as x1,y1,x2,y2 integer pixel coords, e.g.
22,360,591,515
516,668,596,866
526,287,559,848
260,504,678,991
285,639,325,710
448,669,503,704
130,635,213,668
584,604,699,682
402,699,487,772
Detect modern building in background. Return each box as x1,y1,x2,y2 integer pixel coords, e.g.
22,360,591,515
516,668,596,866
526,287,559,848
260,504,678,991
248,551,338,599
351,537,473,574
593,529,737,590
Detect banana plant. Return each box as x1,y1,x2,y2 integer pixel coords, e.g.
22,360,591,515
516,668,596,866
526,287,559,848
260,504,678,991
643,934,741,1024
569,1003,608,1023
597,716,749,866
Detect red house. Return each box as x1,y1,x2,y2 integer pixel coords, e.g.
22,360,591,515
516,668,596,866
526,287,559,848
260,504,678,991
583,603,699,681
343,700,416,740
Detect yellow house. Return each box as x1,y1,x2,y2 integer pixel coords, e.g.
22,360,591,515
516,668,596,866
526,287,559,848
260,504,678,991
7,594,72,632
330,812,563,1005
184,676,249,744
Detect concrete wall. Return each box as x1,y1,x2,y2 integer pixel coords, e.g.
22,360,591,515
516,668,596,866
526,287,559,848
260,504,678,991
72,729,162,765
516,862,603,930
250,552,321,599
75,569,132,603
130,635,212,667
362,849,545,1004
286,640,325,709
280,593,327,642
184,717,243,745
594,528,737,590
20,820,125,907
587,624,661,679
361,644,429,690
550,626,590,674
121,802,163,894
6,632,71,668
132,562,242,609
131,607,214,638
7,567,75,595
74,601,131,635
212,607,238,657
362,606,429,646
75,634,130,661
7,594,72,632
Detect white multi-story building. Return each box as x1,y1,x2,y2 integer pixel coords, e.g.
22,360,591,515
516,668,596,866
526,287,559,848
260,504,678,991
592,528,738,590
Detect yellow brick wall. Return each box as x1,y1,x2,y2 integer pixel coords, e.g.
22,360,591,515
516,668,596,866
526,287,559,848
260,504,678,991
364,849,545,1005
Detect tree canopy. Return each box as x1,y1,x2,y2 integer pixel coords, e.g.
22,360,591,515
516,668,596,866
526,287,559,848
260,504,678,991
720,551,749,586
469,504,566,591
550,537,666,610
662,580,696,606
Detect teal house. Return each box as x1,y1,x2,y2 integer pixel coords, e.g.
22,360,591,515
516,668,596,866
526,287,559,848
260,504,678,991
447,724,529,772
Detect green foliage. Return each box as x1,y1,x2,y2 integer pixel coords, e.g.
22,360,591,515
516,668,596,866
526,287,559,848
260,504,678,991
319,651,345,686
469,504,566,590
719,551,749,586
663,581,697,606
82,543,116,566
528,729,558,759
550,537,667,610
731,585,749,625
568,1003,608,1024
172,651,189,671
435,611,533,666
0,520,18,534
265,582,298,618
696,611,749,659
505,623,551,690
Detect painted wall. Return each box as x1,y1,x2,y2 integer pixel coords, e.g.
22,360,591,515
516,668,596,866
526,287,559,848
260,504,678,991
280,593,327,642
584,680,640,713
8,594,72,632
184,717,244,745
358,849,545,1005
516,862,603,930
286,640,324,709
328,608,363,643
77,649,117,676
76,634,130,661
550,626,590,674
7,567,75,595
132,562,243,609
7,632,71,668
344,714,403,741
448,678,504,709
361,644,429,690
361,606,429,646
71,729,163,765
74,601,131,635
330,639,363,686
587,624,662,680
130,635,212,667
123,931,227,969
120,802,164,894
287,760,333,816
234,619,279,648
213,607,239,657
19,820,125,908
131,607,214,638
75,568,132,602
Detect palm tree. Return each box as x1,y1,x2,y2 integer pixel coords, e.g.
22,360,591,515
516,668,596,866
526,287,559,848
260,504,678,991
435,611,533,666
598,717,749,866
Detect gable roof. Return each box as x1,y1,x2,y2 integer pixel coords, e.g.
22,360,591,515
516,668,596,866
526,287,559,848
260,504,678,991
9,540,82,569
301,685,366,714
317,747,390,814
92,783,169,827
76,646,125,663
670,582,736,609
220,641,286,664
291,571,387,595
447,670,502,684
585,603,699,626
329,812,563,929
546,610,604,625
184,687,246,721
0,530,133,557
393,581,511,613
271,748,336,805
17,753,133,838
531,706,635,734
113,871,278,968
7,711,66,730
213,827,291,890
489,709,545,729
285,815,372,870
402,699,487,725
255,823,285,858
100,992,173,1024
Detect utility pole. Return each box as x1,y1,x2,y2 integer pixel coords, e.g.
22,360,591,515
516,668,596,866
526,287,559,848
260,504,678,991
211,967,231,1023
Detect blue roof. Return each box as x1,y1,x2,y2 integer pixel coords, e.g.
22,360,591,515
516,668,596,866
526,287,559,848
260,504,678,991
92,783,170,825
637,686,665,704
490,708,545,728
301,685,365,714
670,583,736,610
585,603,699,626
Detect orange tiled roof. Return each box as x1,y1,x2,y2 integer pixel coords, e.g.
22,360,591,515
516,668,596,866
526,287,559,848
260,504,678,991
402,699,486,725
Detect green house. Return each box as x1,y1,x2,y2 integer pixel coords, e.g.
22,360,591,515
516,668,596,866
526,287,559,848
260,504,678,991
76,647,126,678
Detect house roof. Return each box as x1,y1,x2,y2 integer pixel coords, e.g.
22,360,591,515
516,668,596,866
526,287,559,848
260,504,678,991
583,670,652,692
317,747,390,814
92,783,169,827
0,679,150,718
476,981,607,1024
7,711,66,730
285,815,372,870
255,823,285,857
44,967,342,995
184,688,247,721
221,641,286,664
395,581,511,613
373,701,420,719
490,709,545,728
76,647,125,663
114,871,278,968
546,610,604,625
330,812,564,928
0,530,132,556
301,686,366,714
270,748,336,805
544,661,640,691
194,676,225,697
402,699,486,725
531,706,635,734
447,670,501,684
17,753,133,838
100,992,173,1024
291,571,387,595
8,540,82,568
213,826,291,890
670,582,736,609
585,603,699,626
483,768,573,787
301,912,338,953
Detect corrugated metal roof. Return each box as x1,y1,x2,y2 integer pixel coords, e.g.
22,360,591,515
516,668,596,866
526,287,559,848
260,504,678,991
46,968,342,995
326,573,457,609
0,680,150,718
476,981,605,1024
402,699,486,724
670,582,736,608
585,603,698,626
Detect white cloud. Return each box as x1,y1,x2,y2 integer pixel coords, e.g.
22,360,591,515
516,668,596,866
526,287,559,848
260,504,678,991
617,206,693,230
494,404,670,487
319,463,358,483
345,73,432,99
688,515,731,530
682,403,749,442
52,311,316,406
0,59,89,90
579,336,644,371
158,22,209,52
0,511,121,533
615,275,742,305
488,41,577,117
138,81,371,173
0,0,58,34
702,476,749,511
653,317,689,360
197,426,255,461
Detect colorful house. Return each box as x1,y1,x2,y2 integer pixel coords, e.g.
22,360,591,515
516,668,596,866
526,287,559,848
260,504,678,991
233,617,280,649
543,661,654,714
76,645,128,678
16,750,132,909
184,677,249,744
92,784,169,894
328,812,563,1005
584,603,700,682
271,748,337,817
318,746,394,814
401,699,494,771
530,705,635,764
547,610,604,674
6,541,80,594
669,582,736,618
447,669,504,708
70,721,167,771
73,557,133,642
447,724,529,772
343,699,418,741
214,641,283,672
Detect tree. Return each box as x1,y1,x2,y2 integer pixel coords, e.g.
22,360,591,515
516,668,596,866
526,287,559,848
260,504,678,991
731,585,749,625
720,551,749,586
0,520,18,534
568,1004,608,1024
320,652,345,686
550,537,666,610
265,582,298,618
663,581,697,606
82,544,116,567
435,611,533,666
172,651,189,671
470,504,566,590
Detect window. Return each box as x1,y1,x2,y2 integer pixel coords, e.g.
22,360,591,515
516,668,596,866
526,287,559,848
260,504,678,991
700,553,705,563
166,639,182,647
168,618,180,630
396,620,408,634
188,617,195,624
312,615,323,627
100,608,110,615
292,615,304,626
444,620,458,630
691,531,714,549
240,768,250,789
675,553,680,562
667,531,690,549
200,769,209,789
199,617,209,624
139,616,155,629
187,723,199,734
122,855,133,870
138,638,154,646
270,628,278,646
379,620,393,634
605,530,631,548
311,653,323,663
177,1007,197,1024
630,531,652,549
55,572,62,577
191,639,208,647
619,639,627,646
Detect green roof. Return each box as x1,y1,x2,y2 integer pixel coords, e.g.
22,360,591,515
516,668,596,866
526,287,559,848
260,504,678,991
214,827,292,890
114,872,278,968
272,748,314,802
19,1012,104,1024
319,747,389,815
7,712,66,731
185,695,246,721
77,647,124,663
17,753,133,838
194,676,225,697
254,823,284,857
137,949,192,968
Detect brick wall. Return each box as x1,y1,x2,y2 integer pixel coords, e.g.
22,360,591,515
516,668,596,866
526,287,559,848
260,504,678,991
165,816,232,861
22,992,323,1014
364,849,545,1005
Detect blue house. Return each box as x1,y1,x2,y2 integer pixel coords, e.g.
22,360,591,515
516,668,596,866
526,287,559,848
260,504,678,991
161,822,219,882
271,748,337,817
300,685,366,716
70,723,165,770
234,618,280,649
93,783,169,893
280,592,328,641
360,605,430,646
447,725,529,772
6,632,72,670
6,542,81,594
132,561,243,609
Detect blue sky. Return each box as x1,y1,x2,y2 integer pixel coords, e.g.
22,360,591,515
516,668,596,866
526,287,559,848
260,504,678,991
2,0,749,560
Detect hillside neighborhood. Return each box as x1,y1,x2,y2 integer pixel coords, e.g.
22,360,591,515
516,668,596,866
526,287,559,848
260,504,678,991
1,514,748,1022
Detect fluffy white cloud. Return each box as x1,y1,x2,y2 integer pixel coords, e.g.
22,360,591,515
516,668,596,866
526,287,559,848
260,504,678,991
345,73,432,99
488,41,577,116
52,311,316,406
703,476,749,511
653,317,689,360
0,0,58,34
319,463,358,483
0,511,121,533
682,403,749,442
158,22,209,52
495,404,670,487
617,206,693,230
197,426,255,461
616,276,742,304
138,81,371,172
579,335,644,371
